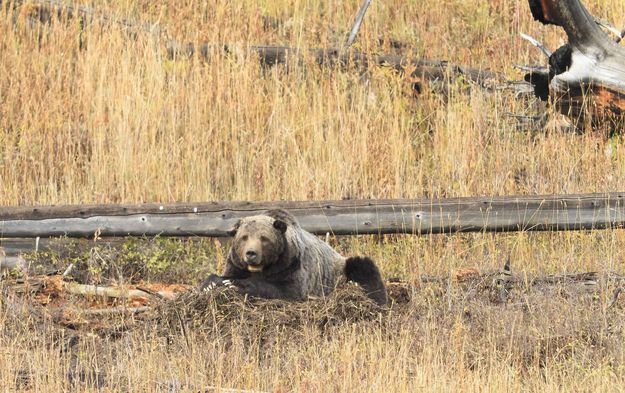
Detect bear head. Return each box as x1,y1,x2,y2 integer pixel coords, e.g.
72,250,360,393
228,215,288,273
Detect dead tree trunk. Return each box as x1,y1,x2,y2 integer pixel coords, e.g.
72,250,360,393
526,0,625,120
0,193,624,238
167,43,502,91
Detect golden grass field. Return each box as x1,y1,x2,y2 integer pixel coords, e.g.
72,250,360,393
3,0,625,391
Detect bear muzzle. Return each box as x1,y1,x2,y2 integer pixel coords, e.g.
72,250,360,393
244,250,264,272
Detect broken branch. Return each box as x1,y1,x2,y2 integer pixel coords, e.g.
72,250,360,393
345,0,372,48
64,282,156,299
526,0,625,120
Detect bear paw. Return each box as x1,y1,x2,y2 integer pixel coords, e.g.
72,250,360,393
200,274,235,292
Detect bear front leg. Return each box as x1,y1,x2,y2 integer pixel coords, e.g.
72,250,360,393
227,279,295,300
199,274,228,291
222,262,251,279
200,263,252,291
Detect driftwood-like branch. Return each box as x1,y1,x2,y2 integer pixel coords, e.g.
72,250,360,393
63,282,184,300
525,0,625,120
345,0,372,48
0,193,624,238
64,282,155,299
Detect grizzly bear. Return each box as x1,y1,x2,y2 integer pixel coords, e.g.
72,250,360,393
200,209,388,305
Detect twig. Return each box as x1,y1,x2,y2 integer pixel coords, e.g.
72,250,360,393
62,263,74,278
520,33,552,58
503,255,511,274
495,256,513,304
609,286,624,308
345,0,372,48
513,64,549,73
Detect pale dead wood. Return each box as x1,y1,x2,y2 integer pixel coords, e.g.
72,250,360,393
64,282,155,299
345,0,372,48
525,0,625,120
1,192,624,238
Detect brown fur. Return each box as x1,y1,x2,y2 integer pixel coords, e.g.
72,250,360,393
201,209,387,305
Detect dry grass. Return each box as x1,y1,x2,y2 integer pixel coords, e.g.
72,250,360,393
3,273,625,392
3,0,625,391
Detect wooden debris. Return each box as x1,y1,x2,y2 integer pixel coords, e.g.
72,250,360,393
1,192,624,238
345,0,372,48
64,282,155,301
525,0,625,121
167,43,503,91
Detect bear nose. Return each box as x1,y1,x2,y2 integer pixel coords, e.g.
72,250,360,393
245,250,258,261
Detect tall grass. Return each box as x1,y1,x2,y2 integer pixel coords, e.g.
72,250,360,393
1,0,625,205
2,0,625,391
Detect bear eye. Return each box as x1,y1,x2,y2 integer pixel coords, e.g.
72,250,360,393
260,236,269,243
241,235,248,241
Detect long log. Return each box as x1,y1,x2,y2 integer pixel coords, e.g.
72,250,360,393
0,193,624,238
525,0,625,119
167,43,502,90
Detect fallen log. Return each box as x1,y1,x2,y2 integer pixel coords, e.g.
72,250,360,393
7,0,528,94
64,282,156,299
54,306,150,317
525,0,625,120
167,42,503,90
0,192,624,238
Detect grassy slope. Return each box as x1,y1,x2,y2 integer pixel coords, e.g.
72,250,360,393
2,0,625,391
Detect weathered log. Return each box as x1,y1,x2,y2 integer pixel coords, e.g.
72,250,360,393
525,0,625,120
54,306,150,317
167,42,502,90
0,193,624,238
64,282,155,299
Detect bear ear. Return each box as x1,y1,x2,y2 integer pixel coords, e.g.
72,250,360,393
227,220,241,237
273,219,288,233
